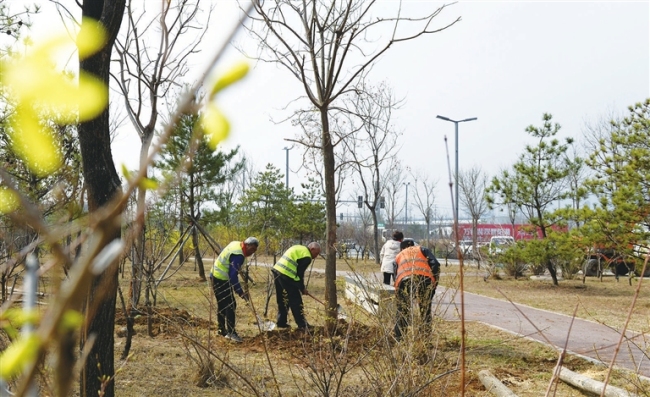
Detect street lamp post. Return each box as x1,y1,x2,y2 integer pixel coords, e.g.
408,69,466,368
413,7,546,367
282,146,293,189
436,115,477,224
436,115,477,389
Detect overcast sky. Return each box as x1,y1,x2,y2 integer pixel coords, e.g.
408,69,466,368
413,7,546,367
15,1,650,219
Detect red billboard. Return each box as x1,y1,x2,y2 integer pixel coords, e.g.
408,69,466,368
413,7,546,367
456,224,544,242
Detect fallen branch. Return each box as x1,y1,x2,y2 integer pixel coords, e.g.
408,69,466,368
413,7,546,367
559,367,638,397
478,370,518,397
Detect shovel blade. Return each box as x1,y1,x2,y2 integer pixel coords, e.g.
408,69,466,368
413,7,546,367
263,320,276,331
257,315,276,332
337,304,347,320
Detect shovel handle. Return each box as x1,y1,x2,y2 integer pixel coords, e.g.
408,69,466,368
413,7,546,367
305,292,347,320
305,291,325,306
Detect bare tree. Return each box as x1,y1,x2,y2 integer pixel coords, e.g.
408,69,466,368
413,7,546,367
291,109,351,204
458,166,490,257
78,1,126,396
342,81,402,263
245,1,459,327
383,161,407,229
581,109,623,161
0,1,253,395
352,203,374,259
207,151,250,228
431,210,453,262
112,0,211,308
411,169,437,248
505,201,519,231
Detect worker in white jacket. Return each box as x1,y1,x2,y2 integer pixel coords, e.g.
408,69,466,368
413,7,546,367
379,230,404,285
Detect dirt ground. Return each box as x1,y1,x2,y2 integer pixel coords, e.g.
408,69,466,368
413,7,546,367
111,313,630,397
109,273,649,397
5,258,650,396
115,306,378,362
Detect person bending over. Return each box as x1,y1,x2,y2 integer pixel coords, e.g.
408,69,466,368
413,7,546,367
392,239,440,341
272,242,321,330
210,237,259,343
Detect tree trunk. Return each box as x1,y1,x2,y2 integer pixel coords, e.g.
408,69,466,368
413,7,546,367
372,210,380,265
78,2,126,397
478,370,518,397
189,172,206,281
145,280,153,337
178,183,185,266
426,222,431,250
192,226,205,281
320,106,338,334
472,218,480,269
539,223,559,285
558,367,634,397
130,134,152,312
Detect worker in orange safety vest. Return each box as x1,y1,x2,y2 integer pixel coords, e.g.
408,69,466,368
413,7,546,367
392,239,440,341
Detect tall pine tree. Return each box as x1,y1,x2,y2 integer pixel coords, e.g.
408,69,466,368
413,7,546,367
157,113,243,280
487,113,576,285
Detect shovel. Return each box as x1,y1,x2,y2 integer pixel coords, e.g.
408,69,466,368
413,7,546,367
255,314,276,332
246,300,276,332
305,291,347,320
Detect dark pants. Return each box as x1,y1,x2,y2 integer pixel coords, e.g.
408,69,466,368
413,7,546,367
272,270,308,328
383,272,394,285
394,276,435,339
211,276,236,335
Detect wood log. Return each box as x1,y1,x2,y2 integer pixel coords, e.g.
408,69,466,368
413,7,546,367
478,370,519,397
559,366,637,397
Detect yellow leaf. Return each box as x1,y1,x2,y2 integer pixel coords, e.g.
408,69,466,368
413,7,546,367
200,103,230,150
0,187,19,214
58,310,84,333
0,324,18,340
9,110,62,177
2,308,40,327
121,164,131,180
45,72,108,124
138,177,158,191
76,72,108,121
3,56,59,103
77,18,107,59
209,61,249,99
0,334,41,380
0,19,109,128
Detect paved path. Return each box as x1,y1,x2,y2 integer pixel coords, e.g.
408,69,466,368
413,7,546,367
358,268,650,378
434,285,650,378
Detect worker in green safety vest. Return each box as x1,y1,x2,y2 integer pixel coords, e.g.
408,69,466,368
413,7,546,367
272,242,321,330
210,237,259,343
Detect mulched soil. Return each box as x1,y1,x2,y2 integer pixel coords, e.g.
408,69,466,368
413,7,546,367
244,319,385,360
112,305,614,396
115,307,387,357
115,307,216,338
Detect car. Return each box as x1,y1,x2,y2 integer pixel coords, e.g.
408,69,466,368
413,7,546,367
489,235,515,255
459,240,473,254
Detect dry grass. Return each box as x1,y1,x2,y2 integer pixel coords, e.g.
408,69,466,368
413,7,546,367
104,257,650,396
6,255,650,396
